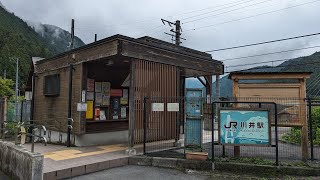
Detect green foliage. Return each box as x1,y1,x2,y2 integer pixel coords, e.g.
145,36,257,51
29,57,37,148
0,6,85,87
282,127,302,145
282,107,320,145
0,77,14,97
216,157,274,166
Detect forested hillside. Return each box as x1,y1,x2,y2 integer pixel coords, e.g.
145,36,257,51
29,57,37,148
0,4,85,88
211,51,320,97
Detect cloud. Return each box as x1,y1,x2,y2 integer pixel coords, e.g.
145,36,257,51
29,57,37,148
2,0,320,72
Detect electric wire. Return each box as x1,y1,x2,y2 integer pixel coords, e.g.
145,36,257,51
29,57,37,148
225,60,320,73
183,0,274,24
205,32,320,52
221,45,320,61
186,0,320,32
181,0,257,21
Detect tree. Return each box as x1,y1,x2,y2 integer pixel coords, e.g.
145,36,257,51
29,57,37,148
0,77,14,97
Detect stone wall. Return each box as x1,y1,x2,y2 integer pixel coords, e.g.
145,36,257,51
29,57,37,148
0,141,43,180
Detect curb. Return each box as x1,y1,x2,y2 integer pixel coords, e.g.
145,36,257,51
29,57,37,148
129,156,213,171
215,162,320,176
129,156,320,177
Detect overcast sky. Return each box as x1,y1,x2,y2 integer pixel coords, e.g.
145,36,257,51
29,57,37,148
2,0,320,72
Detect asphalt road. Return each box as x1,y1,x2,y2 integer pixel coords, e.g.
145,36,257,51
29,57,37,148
0,171,10,180
69,165,317,180
69,165,209,180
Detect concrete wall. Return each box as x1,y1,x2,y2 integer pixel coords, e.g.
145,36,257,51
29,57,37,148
41,129,128,147
0,141,44,180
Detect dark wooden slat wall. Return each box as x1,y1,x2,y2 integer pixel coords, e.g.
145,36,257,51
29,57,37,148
133,60,179,144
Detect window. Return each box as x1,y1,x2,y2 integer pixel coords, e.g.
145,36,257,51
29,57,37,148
44,74,60,96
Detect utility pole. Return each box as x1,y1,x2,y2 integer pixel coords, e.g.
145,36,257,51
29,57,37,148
95,34,97,42
67,18,75,147
3,69,6,79
15,58,19,121
161,19,185,46
70,19,75,50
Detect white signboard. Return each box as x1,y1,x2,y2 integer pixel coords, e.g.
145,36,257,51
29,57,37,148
152,103,164,112
77,103,87,112
167,103,179,112
81,90,86,103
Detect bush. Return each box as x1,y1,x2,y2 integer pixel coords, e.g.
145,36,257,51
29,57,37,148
281,107,320,145
282,127,301,145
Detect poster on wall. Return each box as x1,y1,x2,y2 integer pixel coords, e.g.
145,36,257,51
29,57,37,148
102,95,110,106
95,82,102,93
86,101,94,119
123,89,128,98
167,103,179,112
77,103,87,112
219,108,270,146
121,107,127,118
87,79,95,92
100,110,106,120
95,93,103,105
152,103,164,112
86,92,94,101
102,82,111,95
110,89,122,97
120,98,128,105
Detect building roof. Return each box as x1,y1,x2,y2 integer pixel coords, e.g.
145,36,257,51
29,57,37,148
37,34,220,65
229,71,312,80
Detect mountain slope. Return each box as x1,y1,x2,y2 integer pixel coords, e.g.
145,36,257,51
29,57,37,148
211,51,320,97
0,4,85,87
0,5,52,85
28,22,85,54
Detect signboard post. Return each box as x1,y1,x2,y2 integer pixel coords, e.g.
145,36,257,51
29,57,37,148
219,108,270,146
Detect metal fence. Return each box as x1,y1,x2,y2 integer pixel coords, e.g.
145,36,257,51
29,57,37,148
142,96,319,165
0,99,32,123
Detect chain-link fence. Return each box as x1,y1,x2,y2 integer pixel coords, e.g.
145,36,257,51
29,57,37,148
142,96,319,165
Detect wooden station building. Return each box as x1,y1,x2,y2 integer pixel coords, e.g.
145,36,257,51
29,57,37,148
30,35,224,146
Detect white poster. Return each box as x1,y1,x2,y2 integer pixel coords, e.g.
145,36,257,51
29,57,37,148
167,103,179,112
77,103,87,112
152,103,164,112
121,107,127,118
123,89,129,98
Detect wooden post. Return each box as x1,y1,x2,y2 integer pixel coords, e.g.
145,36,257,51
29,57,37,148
1,97,8,135
300,78,308,161
205,76,212,103
128,60,136,149
232,78,240,157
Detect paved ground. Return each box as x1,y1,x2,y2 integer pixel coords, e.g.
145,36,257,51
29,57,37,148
0,171,10,180
21,143,134,173
68,165,319,180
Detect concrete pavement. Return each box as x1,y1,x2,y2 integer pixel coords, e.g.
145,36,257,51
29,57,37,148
68,165,210,180
0,170,10,180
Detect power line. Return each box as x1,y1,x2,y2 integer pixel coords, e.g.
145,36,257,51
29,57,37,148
226,58,290,68
307,73,320,92
307,73,320,88
183,0,274,24
181,0,256,21
308,75,320,95
175,0,255,18
221,45,320,61
205,32,320,52
134,0,271,38
76,0,260,36
187,0,320,32
225,60,320,73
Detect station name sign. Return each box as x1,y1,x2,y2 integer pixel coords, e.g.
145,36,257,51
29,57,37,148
219,108,271,146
